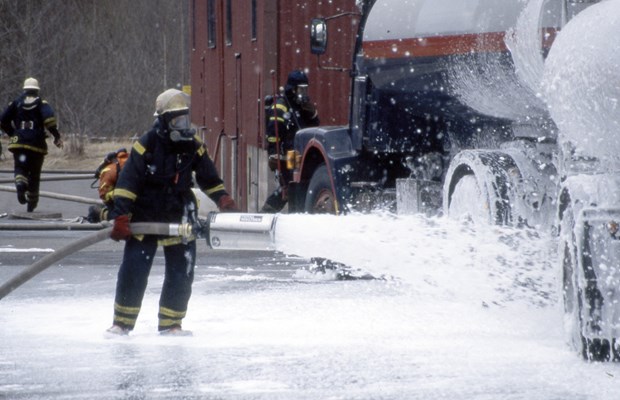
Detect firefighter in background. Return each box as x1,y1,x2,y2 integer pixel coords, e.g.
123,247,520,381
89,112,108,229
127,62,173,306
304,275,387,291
0,78,64,212
106,88,238,336
85,148,129,223
260,70,320,213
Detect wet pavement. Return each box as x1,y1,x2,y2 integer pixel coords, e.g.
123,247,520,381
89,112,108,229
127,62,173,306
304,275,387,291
1,171,619,399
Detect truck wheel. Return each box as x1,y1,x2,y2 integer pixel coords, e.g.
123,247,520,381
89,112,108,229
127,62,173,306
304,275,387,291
559,201,586,357
444,151,514,226
305,164,336,214
559,198,612,361
447,173,492,225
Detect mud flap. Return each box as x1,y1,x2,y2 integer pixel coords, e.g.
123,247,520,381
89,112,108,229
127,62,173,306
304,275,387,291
396,178,442,216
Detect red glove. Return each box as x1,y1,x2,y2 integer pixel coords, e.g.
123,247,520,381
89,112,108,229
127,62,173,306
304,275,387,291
110,215,131,241
217,194,239,212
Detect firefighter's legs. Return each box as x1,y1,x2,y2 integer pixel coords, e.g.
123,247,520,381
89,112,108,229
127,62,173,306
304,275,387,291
158,240,196,331
12,150,43,211
112,236,158,331
261,187,287,213
260,169,292,213
13,151,29,205
26,153,44,212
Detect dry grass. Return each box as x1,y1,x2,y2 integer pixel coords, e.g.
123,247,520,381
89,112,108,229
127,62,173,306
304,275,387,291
1,137,132,171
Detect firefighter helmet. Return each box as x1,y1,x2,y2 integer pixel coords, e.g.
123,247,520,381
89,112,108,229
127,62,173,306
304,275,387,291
23,77,40,91
286,70,309,88
284,70,309,98
154,88,190,116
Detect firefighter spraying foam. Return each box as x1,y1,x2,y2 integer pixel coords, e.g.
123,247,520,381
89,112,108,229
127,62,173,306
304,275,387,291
105,88,238,336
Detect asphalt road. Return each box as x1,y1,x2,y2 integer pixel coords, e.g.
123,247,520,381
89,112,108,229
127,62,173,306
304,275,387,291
1,170,619,400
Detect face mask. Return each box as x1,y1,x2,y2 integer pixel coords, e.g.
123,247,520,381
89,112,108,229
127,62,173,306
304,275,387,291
293,84,310,106
167,114,196,142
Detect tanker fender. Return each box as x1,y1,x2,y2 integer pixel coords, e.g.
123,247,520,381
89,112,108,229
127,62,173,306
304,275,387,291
291,126,358,213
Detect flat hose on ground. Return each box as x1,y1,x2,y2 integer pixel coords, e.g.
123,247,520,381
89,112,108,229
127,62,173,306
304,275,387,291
0,174,93,185
0,223,191,300
0,185,102,205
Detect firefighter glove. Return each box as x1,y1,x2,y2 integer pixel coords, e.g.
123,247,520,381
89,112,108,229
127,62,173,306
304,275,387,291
54,138,64,149
300,99,316,114
111,214,131,241
217,194,239,213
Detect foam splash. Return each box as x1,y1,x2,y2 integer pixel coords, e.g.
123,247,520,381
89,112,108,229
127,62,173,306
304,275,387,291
275,212,557,308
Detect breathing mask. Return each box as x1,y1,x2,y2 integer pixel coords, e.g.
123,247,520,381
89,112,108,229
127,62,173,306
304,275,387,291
295,84,310,106
165,112,196,142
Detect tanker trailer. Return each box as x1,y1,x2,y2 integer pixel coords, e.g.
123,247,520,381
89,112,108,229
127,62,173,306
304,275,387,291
303,0,618,360
296,0,569,219
542,0,620,361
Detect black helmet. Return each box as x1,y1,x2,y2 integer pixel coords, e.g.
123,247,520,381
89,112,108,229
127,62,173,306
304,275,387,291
285,70,309,96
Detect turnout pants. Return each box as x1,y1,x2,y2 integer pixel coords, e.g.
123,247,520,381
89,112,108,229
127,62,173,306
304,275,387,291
261,168,293,213
112,235,196,331
12,149,44,210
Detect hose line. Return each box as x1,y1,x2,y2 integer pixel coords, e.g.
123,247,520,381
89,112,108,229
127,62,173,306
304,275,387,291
0,223,194,300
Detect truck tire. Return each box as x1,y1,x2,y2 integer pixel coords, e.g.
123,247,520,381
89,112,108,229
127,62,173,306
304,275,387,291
558,194,615,361
446,173,492,225
558,199,588,358
304,164,336,214
444,150,515,226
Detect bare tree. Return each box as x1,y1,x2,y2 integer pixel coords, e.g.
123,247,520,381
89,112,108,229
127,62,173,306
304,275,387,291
0,0,189,142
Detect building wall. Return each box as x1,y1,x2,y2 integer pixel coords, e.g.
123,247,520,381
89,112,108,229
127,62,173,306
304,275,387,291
190,0,358,211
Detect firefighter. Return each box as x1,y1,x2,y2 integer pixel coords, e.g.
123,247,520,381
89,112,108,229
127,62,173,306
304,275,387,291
106,88,238,336
260,70,320,213
0,78,64,212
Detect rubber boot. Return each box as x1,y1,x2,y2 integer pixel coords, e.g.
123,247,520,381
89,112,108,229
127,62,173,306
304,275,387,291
26,192,38,212
16,183,27,205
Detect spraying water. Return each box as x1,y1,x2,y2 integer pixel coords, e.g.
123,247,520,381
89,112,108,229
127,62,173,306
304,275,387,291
275,212,557,308
448,0,564,125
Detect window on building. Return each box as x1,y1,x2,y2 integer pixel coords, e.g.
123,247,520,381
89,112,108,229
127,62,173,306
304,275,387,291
251,0,257,41
207,0,216,48
225,0,232,46
191,0,196,47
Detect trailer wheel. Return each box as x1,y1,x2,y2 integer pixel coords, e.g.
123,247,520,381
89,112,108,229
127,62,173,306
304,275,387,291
559,201,586,357
559,197,613,361
447,173,492,225
444,151,515,226
305,164,336,214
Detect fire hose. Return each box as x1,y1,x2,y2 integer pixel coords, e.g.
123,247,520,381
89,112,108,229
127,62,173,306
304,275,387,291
0,174,93,185
0,185,102,205
0,213,277,300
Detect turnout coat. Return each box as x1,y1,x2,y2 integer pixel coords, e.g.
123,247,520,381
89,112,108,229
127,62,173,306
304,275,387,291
111,123,228,243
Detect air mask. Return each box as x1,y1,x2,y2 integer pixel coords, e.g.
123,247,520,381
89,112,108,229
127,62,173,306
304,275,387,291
167,113,196,142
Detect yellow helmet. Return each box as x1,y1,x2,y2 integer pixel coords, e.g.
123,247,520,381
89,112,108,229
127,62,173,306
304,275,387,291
23,77,40,91
154,89,190,116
